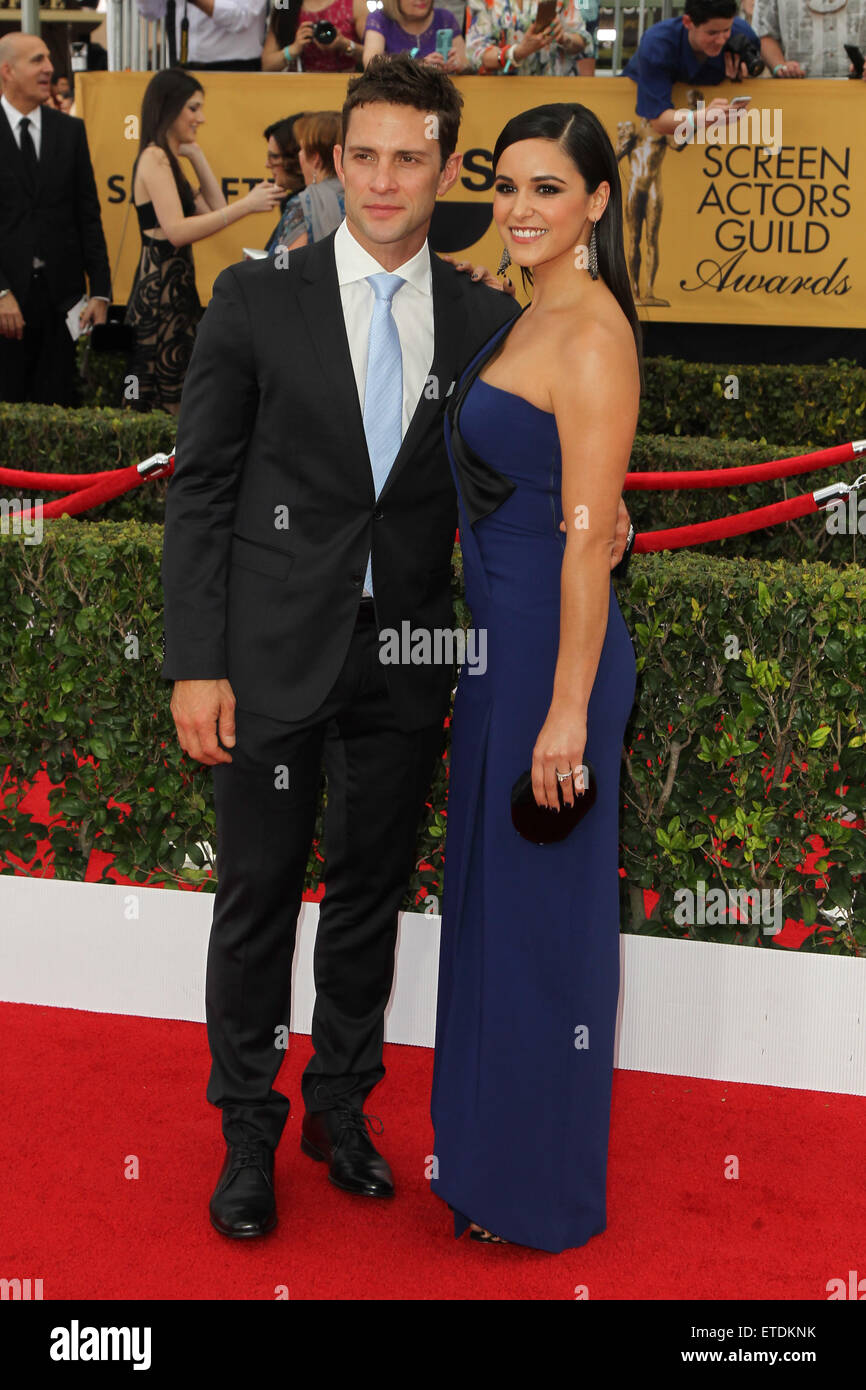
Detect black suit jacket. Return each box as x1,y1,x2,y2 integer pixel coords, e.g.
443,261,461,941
0,102,111,312
161,229,521,733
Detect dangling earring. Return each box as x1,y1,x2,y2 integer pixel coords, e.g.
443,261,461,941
588,221,599,280
497,245,511,277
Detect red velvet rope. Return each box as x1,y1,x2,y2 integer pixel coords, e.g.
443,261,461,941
625,441,861,491
633,491,819,554
0,442,859,549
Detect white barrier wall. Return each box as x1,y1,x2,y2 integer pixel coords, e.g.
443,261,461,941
1,875,864,1095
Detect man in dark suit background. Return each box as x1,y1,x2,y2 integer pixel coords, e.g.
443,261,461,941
162,53,631,1239
0,32,110,405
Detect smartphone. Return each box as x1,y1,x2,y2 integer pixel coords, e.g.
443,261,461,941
844,43,864,77
729,95,752,107
533,0,557,32
435,27,452,57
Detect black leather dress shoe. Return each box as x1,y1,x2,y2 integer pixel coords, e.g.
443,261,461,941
209,1140,277,1238
301,1103,395,1197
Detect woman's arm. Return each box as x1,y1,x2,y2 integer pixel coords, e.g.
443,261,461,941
262,14,315,69
445,32,469,73
363,28,387,66
352,0,369,40
138,147,278,247
261,22,286,69
554,12,589,53
530,322,639,810
181,144,224,212
465,0,503,71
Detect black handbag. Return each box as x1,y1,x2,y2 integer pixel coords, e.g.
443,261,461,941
510,762,597,844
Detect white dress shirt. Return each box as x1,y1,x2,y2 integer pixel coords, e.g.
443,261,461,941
135,0,270,63
1,92,108,296
2,91,43,156
332,216,435,596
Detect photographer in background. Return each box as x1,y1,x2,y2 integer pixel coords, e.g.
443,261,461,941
135,0,270,71
262,0,368,71
621,0,761,139
751,0,866,78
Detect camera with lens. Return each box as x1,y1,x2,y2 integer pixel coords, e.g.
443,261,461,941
723,32,765,77
313,20,337,43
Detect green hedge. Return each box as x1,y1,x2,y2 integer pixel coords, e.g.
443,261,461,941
2,406,862,562
1,518,862,954
73,339,866,444
626,435,865,565
0,403,174,525
639,356,866,447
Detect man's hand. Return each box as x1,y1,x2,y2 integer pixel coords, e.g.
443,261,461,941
0,292,25,339
559,496,633,570
775,59,806,77
170,677,237,765
79,298,109,333
437,254,517,295
723,50,748,80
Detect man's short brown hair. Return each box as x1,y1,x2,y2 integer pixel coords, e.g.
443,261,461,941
341,52,463,170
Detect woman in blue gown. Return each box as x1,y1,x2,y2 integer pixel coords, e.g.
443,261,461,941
430,102,642,1253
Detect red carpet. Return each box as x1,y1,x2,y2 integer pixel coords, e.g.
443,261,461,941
1,1001,864,1301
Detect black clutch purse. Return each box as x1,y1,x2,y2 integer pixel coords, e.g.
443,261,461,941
510,762,597,844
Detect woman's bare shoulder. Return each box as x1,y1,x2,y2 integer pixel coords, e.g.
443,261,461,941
138,143,171,170
553,297,637,375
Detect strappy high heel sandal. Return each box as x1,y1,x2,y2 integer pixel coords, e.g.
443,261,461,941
469,1222,509,1244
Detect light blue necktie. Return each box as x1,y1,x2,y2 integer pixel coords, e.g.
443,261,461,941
361,272,405,597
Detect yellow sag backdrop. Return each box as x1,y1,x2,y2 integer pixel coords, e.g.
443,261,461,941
76,72,865,329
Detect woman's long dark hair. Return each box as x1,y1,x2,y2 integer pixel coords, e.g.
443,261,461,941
131,68,204,209
492,103,643,384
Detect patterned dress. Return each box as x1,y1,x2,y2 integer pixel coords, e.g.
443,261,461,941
124,177,203,413
465,0,591,72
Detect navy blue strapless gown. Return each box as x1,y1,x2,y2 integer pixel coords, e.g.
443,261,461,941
430,315,638,1253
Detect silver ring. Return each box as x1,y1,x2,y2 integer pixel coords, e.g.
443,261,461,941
555,768,573,782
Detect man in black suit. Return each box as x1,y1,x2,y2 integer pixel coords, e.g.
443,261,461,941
0,32,110,405
163,53,631,1238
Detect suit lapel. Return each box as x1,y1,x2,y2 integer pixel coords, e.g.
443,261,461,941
295,229,466,503
0,103,37,200
36,105,56,198
296,231,369,492
379,247,466,504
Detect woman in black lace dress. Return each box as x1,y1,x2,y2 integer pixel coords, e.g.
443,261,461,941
124,68,283,414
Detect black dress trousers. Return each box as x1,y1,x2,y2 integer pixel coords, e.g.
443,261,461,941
0,269,79,406
206,597,447,1149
